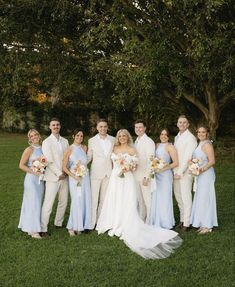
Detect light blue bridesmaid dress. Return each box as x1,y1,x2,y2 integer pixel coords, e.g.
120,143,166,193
67,144,92,231
149,143,175,229
190,141,218,228
18,146,44,233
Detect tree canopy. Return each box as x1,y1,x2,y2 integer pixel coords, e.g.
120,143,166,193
0,0,234,137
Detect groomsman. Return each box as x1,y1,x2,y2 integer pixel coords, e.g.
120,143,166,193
40,118,69,236
88,119,115,229
134,120,155,221
173,115,197,231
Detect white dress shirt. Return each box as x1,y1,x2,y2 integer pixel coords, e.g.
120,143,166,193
51,134,63,155
98,135,112,157
135,133,146,147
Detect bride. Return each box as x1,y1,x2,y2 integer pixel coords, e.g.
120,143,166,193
96,129,182,259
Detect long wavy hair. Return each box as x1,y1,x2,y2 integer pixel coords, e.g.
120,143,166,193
114,129,133,146
196,124,210,140
27,129,42,145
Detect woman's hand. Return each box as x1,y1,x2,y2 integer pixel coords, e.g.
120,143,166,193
71,175,82,182
33,171,42,177
199,166,207,174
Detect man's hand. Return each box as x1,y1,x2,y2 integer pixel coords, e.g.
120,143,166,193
58,173,67,180
174,174,181,180
142,177,149,186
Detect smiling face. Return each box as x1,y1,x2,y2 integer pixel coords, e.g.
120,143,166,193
160,129,169,143
73,131,83,145
49,120,61,135
28,131,40,145
197,127,209,141
134,123,146,137
97,121,108,137
118,131,128,145
177,117,189,134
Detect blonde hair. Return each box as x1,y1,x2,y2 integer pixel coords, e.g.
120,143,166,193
28,129,42,145
115,129,133,146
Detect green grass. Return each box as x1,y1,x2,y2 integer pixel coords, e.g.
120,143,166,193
0,133,234,287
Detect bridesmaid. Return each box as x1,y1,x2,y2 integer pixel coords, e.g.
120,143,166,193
63,129,92,236
190,125,218,234
18,129,45,239
149,129,178,229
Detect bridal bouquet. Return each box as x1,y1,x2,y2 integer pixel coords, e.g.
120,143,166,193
188,158,202,176
32,156,48,183
73,162,88,186
149,155,168,178
115,154,138,178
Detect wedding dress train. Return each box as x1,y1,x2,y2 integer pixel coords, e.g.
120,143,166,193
96,153,182,259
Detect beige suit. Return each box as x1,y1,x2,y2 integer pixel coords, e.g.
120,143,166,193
41,134,69,232
87,134,115,228
134,133,155,221
173,129,197,227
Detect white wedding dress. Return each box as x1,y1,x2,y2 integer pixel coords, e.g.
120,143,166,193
96,153,182,259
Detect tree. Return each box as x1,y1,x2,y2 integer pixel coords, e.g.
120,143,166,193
0,0,234,137
104,0,235,138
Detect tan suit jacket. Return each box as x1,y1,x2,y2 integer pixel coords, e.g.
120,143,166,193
134,133,155,181
42,134,69,182
173,129,197,227
134,133,155,221
173,129,197,176
87,134,115,180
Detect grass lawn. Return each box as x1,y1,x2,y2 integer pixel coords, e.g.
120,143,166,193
0,132,234,287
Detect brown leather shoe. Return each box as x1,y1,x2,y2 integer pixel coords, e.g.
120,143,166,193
175,222,183,229
54,225,63,229
40,232,50,237
181,226,189,232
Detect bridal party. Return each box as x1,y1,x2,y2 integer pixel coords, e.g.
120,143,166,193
18,115,218,259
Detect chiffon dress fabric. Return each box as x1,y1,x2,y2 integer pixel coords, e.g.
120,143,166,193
96,153,182,259
67,144,92,231
18,146,44,234
190,141,218,228
149,143,175,229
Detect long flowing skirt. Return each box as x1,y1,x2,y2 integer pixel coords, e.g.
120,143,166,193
96,169,182,259
67,174,92,231
18,173,44,233
191,170,218,228
149,171,175,229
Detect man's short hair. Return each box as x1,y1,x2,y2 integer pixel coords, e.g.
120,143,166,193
134,119,146,127
177,115,188,121
96,118,108,125
50,117,60,124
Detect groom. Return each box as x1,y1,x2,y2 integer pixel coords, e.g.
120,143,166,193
134,120,155,222
88,119,115,229
40,118,69,236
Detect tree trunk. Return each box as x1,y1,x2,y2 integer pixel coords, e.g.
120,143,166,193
207,117,219,140
182,83,220,139
204,83,219,140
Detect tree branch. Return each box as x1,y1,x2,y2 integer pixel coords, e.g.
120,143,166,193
218,91,235,109
162,90,179,104
182,93,208,119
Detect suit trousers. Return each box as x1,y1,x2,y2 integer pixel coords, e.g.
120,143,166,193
41,179,68,232
136,181,151,222
173,174,193,227
90,176,109,229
